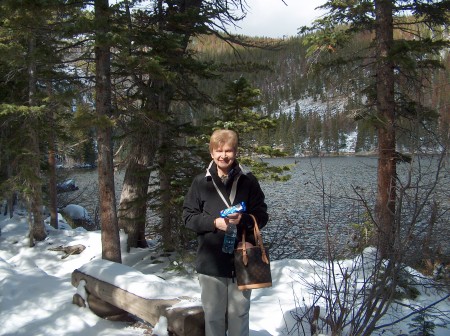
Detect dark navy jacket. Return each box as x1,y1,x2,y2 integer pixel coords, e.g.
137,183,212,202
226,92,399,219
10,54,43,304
182,161,268,278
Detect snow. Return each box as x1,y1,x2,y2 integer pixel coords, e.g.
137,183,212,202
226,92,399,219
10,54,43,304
62,204,91,221
275,97,366,155
278,96,347,117
0,211,448,336
77,259,191,300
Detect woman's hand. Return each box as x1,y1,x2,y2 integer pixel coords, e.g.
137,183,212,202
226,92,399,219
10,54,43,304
214,213,241,231
226,212,241,225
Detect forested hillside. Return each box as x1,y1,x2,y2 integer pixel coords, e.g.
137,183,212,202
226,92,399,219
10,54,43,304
191,32,449,156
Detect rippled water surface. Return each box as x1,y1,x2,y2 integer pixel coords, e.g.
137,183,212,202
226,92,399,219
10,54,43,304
260,156,379,259
60,155,449,260
260,156,449,260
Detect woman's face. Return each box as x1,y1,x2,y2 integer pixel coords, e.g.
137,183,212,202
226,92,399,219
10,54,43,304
211,143,236,175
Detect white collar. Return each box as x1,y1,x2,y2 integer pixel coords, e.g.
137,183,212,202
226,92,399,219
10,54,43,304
205,161,249,178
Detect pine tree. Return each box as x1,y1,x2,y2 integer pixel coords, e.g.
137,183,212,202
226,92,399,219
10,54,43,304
113,0,259,251
213,76,291,181
0,0,78,242
300,0,449,258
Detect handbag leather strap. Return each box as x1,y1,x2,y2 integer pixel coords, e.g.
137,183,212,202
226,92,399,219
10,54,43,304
240,214,269,266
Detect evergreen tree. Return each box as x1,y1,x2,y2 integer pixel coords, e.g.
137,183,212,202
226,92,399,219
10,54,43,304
213,76,291,181
300,0,449,258
0,0,90,235
0,0,81,241
113,0,262,251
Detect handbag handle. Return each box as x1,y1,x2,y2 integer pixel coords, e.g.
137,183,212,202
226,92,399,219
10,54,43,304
240,214,269,266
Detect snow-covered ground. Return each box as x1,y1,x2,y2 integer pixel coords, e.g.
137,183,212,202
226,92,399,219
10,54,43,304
0,210,448,336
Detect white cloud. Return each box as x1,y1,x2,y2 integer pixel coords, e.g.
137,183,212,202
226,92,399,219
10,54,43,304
231,0,327,38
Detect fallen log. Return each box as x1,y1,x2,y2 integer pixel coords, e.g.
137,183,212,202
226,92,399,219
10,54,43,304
71,260,204,336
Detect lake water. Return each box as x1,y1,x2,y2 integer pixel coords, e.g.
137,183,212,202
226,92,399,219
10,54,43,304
60,155,449,260
261,156,379,259
261,156,449,260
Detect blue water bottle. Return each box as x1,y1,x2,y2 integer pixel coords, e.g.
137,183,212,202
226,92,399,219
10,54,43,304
221,202,246,254
222,223,237,254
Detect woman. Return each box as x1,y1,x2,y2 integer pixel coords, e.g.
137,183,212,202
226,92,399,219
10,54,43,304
183,129,268,336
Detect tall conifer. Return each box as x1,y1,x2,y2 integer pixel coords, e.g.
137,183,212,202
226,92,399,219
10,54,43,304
300,0,449,258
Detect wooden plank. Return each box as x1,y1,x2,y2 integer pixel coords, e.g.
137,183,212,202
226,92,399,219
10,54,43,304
72,269,180,326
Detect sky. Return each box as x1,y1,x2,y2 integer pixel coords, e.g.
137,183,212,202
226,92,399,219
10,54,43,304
1,207,449,336
230,0,327,38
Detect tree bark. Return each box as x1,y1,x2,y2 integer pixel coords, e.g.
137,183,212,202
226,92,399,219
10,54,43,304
28,33,47,242
158,123,174,252
95,0,121,263
374,0,396,259
47,85,58,229
118,132,155,250
48,128,58,229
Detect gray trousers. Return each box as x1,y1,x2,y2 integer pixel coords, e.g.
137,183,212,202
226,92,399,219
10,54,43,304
198,274,252,336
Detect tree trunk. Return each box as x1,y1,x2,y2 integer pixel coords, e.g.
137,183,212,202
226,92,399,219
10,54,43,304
95,0,121,263
116,1,156,251
158,125,174,252
118,132,155,250
374,0,396,259
48,128,58,229
28,126,47,242
47,85,58,229
28,34,47,242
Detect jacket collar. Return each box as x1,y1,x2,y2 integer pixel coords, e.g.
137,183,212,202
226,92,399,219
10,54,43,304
205,160,249,179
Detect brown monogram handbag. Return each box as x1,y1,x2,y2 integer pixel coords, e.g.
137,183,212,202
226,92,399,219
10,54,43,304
234,214,272,290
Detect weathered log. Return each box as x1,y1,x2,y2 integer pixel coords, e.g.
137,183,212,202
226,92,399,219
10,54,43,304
72,293,86,308
71,268,204,336
166,306,205,336
73,292,130,320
